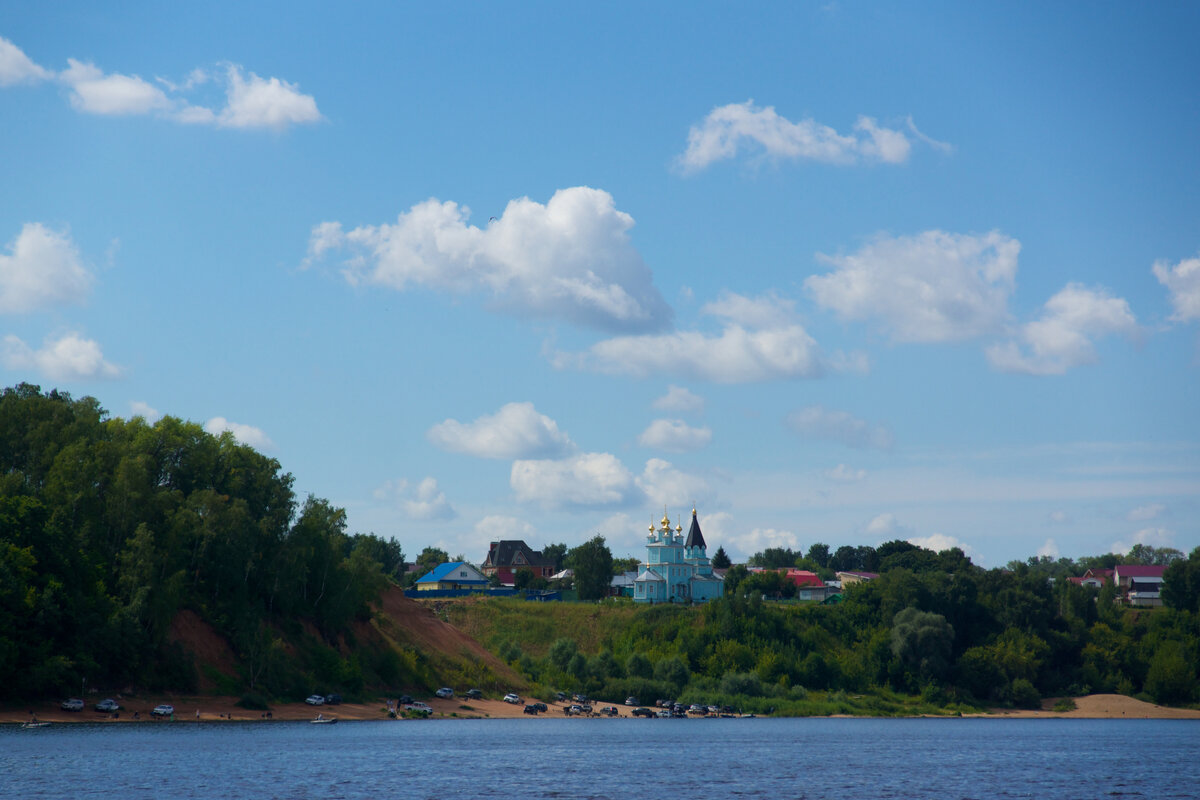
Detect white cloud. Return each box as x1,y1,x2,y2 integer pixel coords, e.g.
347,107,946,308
474,515,536,541
0,36,51,85
678,100,917,172
825,463,866,481
2,333,120,380
807,230,1020,342
1111,527,1175,556
867,512,910,538
987,283,1138,375
787,405,893,450
375,476,456,521
1127,503,1165,522
635,458,713,508
1048,510,1070,524
60,59,174,116
311,187,671,332
204,417,275,450
1037,538,1060,559
511,452,638,508
1152,254,1200,323
637,419,712,452
216,65,322,130
428,402,574,460
0,36,321,131
564,291,823,382
653,385,705,414
908,533,980,561
0,223,93,313
731,527,801,559
130,401,160,423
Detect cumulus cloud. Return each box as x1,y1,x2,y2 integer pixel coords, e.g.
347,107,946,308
637,419,712,452
866,512,911,538
0,36,321,130
2,333,120,380
653,385,705,414
806,230,1020,342
375,477,456,521
1111,527,1175,556
731,527,801,558
310,187,671,333
562,291,823,382
130,401,160,422
216,65,322,130
1048,510,1070,524
1152,254,1200,323
635,458,712,507
787,406,893,450
428,402,574,460
825,463,866,481
1127,503,1165,522
204,417,274,450
474,515,536,541
1,223,93,313
679,100,920,172
908,533,980,561
511,452,638,508
0,36,51,86
1037,538,1060,559
986,283,1138,375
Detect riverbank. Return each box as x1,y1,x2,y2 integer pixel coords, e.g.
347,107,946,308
4,692,1198,723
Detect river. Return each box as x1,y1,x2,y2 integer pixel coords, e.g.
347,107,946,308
4,717,1197,799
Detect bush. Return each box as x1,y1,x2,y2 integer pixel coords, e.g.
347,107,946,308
720,672,764,697
1010,679,1041,709
1051,697,1077,712
236,692,270,711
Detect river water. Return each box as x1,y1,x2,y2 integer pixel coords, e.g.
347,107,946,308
3,717,1197,799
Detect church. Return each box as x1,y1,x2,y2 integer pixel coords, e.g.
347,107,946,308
633,508,724,603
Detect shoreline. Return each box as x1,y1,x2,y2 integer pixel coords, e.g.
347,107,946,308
4,693,1197,724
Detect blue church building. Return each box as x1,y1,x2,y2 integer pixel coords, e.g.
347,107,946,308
633,508,724,604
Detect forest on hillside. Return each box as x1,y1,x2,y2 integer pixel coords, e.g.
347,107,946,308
0,384,408,702
3,383,1199,715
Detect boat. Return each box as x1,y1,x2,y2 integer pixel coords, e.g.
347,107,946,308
310,714,337,724
21,721,51,729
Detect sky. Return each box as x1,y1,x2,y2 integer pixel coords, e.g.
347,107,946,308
2,2,1198,568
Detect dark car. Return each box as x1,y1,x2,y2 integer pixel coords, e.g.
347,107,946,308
95,698,120,713
399,695,414,705
632,707,654,718
532,702,548,712
324,694,342,705
555,691,569,702
523,704,540,715
625,696,639,706
465,689,483,700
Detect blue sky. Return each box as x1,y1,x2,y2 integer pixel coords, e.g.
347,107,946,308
3,2,1198,567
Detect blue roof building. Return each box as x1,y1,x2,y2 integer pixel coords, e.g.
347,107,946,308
415,561,489,592
634,509,724,604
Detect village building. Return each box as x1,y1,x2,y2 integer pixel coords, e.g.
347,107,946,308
415,562,489,592
634,509,724,604
480,540,556,585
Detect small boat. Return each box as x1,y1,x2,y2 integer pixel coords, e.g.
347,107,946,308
21,721,51,729
310,714,337,724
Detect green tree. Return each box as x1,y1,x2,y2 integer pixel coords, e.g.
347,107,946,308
1144,642,1197,705
1162,548,1200,612
710,546,731,569
890,607,955,684
541,542,568,571
806,543,831,569
567,535,613,601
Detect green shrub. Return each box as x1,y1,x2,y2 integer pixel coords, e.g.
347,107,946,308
1010,679,1041,709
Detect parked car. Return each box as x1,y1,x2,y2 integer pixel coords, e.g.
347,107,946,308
632,707,654,717
305,695,325,706
523,704,540,715
465,689,483,700
151,704,174,717
94,698,120,712
435,687,454,699
532,702,548,712
599,706,618,716
503,693,521,704
555,691,569,702
406,701,432,714
324,694,341,705
61,698,84,712
625,696,639,706
399,695,414,705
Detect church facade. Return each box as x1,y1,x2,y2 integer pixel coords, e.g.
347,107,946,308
633,508,724,604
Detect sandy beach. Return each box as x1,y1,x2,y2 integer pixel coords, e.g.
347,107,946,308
4,692,1197,724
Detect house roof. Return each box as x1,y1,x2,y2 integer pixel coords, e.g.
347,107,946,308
837,571,879,580
483,540,554,570
1116,565,1166,578
417,561,487,584
685,509,706,550
785,569,825,588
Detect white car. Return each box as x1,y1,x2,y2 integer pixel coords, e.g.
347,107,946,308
305,695,325,706
435,687,454,699
151,704,174,717
503,693,521,704
95,698,120,712
60,698,84,712
406,701,433,714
